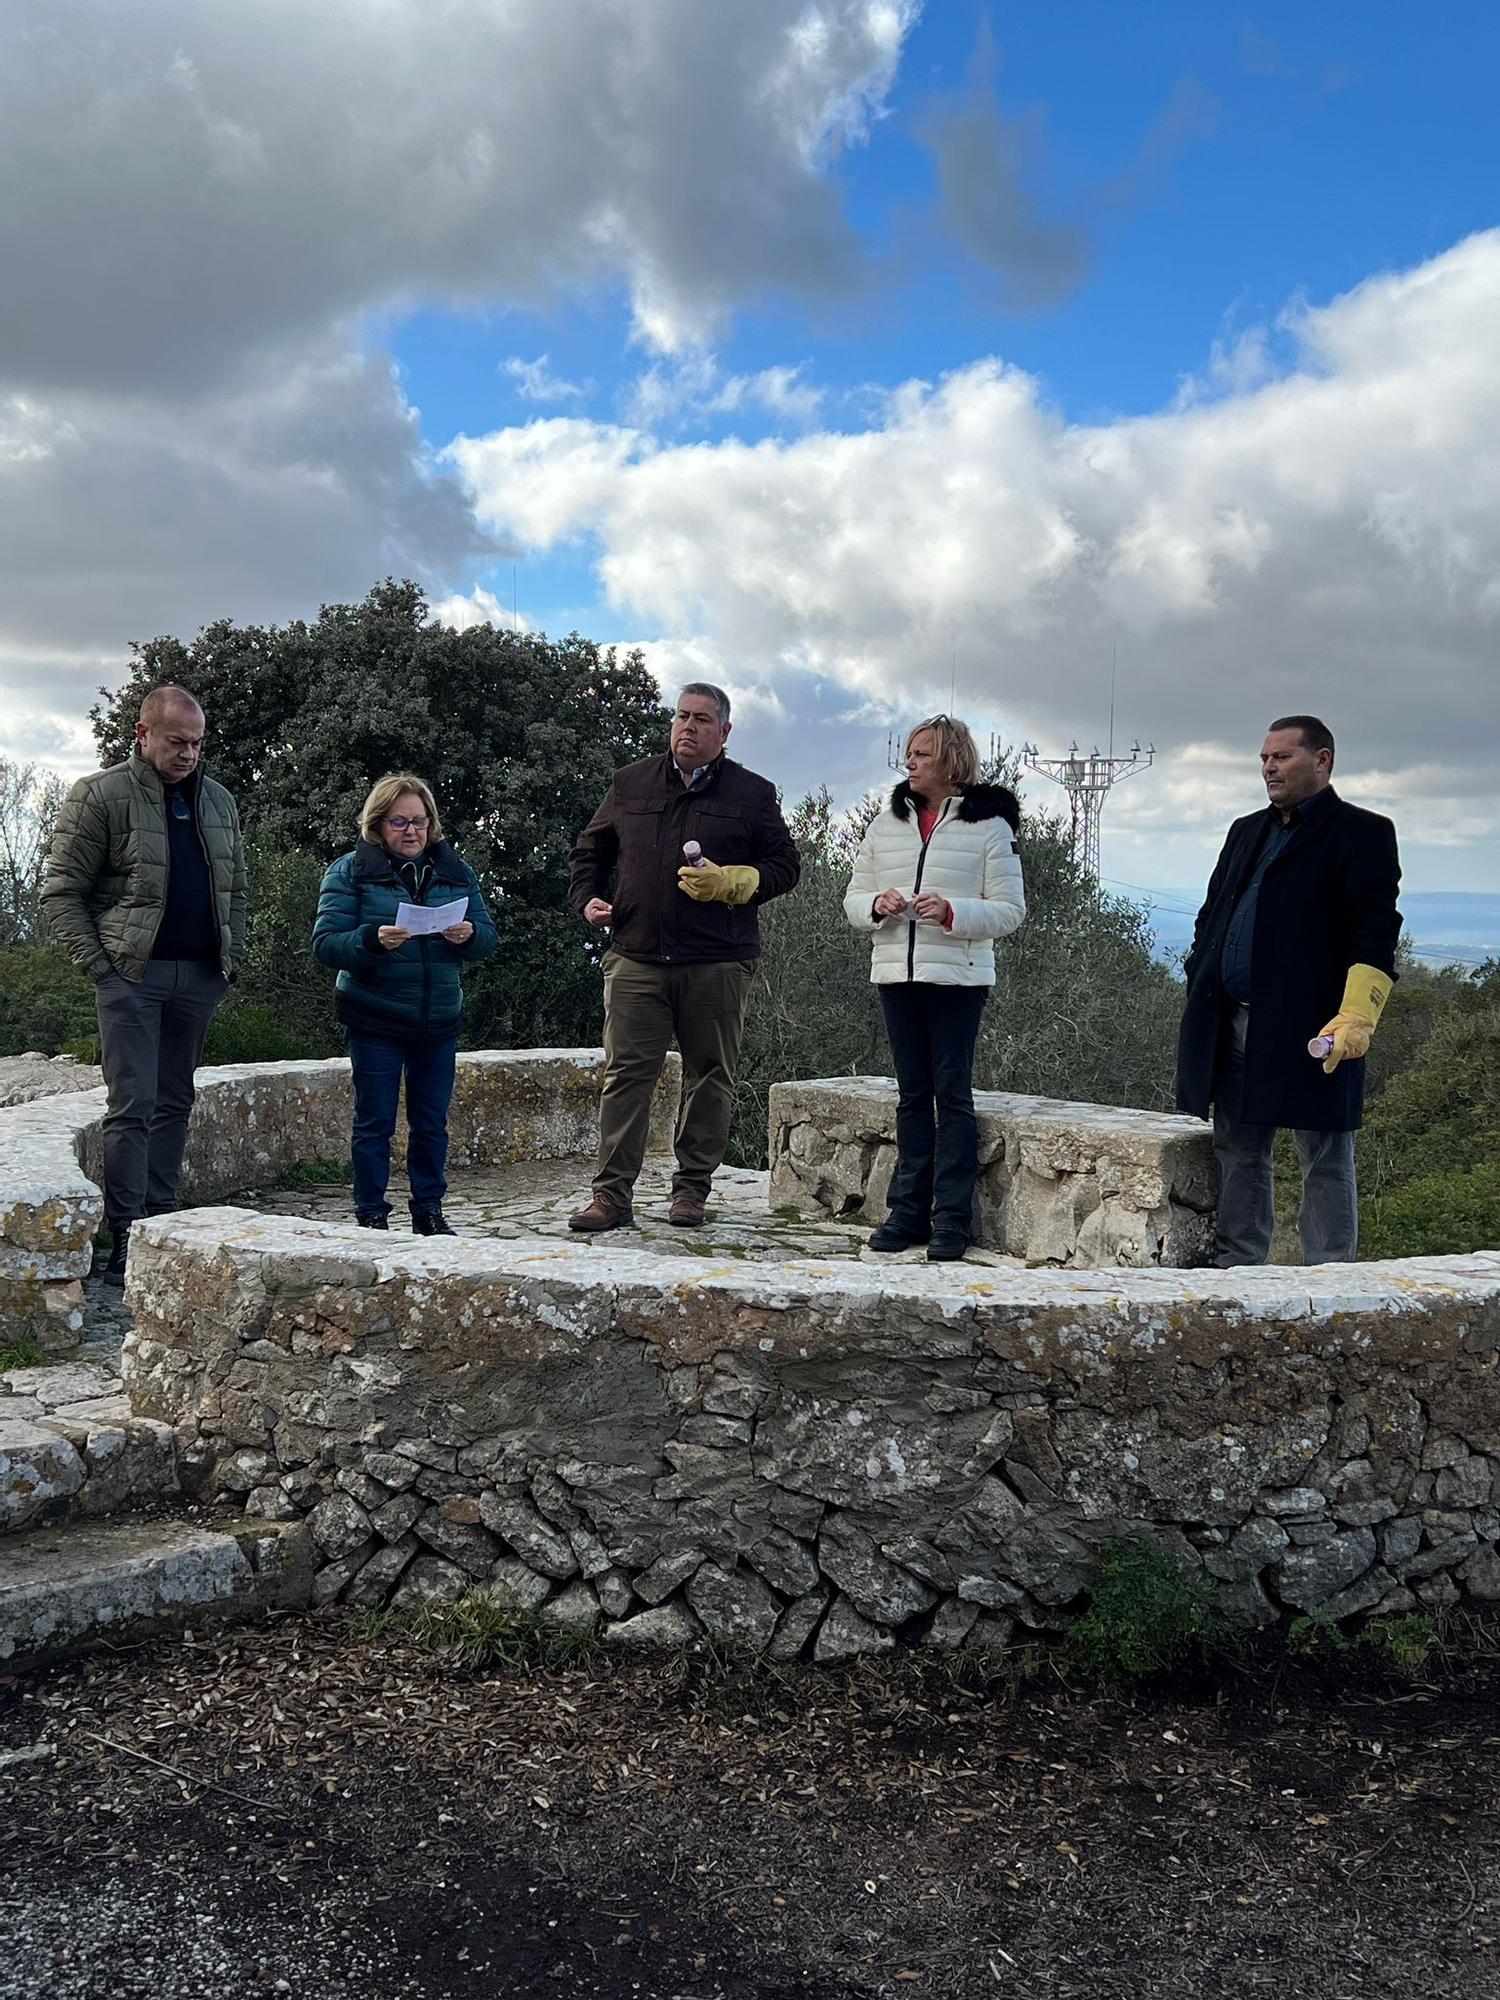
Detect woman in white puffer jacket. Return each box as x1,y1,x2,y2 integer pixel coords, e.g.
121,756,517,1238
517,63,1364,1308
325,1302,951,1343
843,716,1025,1262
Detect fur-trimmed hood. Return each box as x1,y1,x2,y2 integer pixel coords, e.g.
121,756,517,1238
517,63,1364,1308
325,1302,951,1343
890,779,1020,832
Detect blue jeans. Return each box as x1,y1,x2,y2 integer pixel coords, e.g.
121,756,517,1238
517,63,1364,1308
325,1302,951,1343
878,983,988,1241
348,1033,457,1217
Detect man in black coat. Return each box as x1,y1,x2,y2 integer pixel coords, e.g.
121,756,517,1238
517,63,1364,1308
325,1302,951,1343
567,681,801,1231
1176,715,1401,1266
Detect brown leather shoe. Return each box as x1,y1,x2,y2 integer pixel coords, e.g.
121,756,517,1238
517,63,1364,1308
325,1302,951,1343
568,1192,634,1232
668,1195,707,1227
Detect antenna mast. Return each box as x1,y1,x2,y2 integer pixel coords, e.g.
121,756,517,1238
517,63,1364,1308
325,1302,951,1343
1021,734,1153,895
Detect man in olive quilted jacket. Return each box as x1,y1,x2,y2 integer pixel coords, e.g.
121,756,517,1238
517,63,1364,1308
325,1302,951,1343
42,685,246,1283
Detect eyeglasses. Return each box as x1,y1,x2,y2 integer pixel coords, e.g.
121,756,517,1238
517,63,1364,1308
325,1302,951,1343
385,815,430,832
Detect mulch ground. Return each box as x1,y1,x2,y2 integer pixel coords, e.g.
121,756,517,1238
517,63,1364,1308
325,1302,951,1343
3,1615,1499,2000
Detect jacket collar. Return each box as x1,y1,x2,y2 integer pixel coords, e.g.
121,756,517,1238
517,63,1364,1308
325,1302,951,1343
891,779,1021,830
659,749,728,795
129,750,204,806
354,836,465,882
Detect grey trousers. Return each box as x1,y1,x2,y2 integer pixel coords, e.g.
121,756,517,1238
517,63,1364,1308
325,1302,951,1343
1211,1002,1358,1266
96,960,228,1227
594,953,755,1206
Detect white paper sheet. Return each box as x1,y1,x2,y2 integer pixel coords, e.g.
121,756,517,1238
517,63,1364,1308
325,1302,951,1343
394,896,468,936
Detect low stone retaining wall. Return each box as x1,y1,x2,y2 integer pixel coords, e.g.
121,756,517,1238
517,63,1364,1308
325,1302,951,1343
122,1211,1500,1653
0,1360,177,1531
769,1078,1216,1268
0,1050,680,1351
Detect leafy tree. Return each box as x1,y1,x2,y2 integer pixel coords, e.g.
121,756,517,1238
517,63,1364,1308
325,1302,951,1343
90,579,671,1049
0,757,66,946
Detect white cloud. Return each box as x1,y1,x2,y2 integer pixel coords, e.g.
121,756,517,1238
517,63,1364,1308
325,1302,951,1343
445,231,1500,866
0,0,917,393
430,585,530,636
503,356,591,405
625,356,825,431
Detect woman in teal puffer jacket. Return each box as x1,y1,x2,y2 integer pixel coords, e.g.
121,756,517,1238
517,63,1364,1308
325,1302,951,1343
313,772,498,1233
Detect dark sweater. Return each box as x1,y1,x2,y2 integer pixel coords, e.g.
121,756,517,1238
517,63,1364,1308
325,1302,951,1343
150,780,220,961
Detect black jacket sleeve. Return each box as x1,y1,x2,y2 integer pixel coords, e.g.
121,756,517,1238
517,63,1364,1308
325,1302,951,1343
1343,812,1402,976
747,784,801,906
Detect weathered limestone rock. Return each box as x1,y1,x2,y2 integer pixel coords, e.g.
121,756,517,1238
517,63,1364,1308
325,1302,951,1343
541,1580,600,1629
813,1595,894,1663
390,1555,468,1611
308,1493,375,1561
605,1602,702,1650
1273,1529,1378,1611
767,1585,832,1662
1,1417,85,1531
684,1561,781,1650
770,1077,1216,1268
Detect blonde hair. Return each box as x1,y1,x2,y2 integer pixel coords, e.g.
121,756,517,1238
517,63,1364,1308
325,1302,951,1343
904,715,980,791
359,772,444,846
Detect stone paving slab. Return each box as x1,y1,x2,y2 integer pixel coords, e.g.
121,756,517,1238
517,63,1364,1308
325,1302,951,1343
0,1514,310,1667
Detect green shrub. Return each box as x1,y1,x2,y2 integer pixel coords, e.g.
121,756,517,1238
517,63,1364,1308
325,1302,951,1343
0,946,97,1058
1360,1161,1500,1259
204,1002,328,1065
1067,1535,1232,1680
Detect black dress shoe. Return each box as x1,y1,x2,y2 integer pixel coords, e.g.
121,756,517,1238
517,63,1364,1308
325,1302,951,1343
927,1235,969,1262
868,1222,930,1253
411,1208,456,1237
98,1222,131,1287
355,1211,390,1230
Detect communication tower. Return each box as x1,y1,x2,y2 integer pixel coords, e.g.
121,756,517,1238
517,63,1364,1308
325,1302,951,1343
1020,738,1153,889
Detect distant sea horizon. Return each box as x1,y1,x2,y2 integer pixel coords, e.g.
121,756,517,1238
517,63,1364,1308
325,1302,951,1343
1132,889,1500,974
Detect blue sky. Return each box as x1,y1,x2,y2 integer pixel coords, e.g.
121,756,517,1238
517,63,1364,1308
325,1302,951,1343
2,1,1498,943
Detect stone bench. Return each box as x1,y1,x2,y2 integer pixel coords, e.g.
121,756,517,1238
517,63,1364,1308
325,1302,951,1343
120,1209,1500,1648
0,1050,680,1351
768,1077,1216,1268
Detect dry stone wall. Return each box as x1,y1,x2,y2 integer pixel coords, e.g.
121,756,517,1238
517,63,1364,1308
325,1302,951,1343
122,1210,1500,1654
770,1078,1217,1268
0,1051,680,1350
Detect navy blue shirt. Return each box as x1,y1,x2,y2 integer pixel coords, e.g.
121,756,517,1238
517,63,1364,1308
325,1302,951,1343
1219,784,1337,1004
151,783,219,960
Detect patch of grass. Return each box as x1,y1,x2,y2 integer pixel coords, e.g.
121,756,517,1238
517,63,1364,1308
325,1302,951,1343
1290,1608,1445,1678
404,1592,603,1672
273,1157,355,1191
1067,1536,1234,1682
0,1334,54,1371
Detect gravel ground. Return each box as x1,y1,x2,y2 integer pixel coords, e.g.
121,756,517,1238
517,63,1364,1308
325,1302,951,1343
3,1615,1499,1999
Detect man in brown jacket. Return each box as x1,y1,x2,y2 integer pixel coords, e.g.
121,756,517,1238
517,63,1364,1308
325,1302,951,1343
567,682,800,1229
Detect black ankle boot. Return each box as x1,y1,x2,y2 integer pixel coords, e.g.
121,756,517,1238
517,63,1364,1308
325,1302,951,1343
927,1234,969,1262
411,1208,456,1237
868,1221,930,1253
355,1210,389,1230
99,1221,131,1287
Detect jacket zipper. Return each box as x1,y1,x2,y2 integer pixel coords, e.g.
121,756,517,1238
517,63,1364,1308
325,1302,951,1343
906,800,947,981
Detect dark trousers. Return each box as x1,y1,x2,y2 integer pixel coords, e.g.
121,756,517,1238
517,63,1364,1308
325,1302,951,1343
1211,1002,1358,1266
594,953,754,1206
878,983,988,1241
96,959,228,1227
347,1033,458,1217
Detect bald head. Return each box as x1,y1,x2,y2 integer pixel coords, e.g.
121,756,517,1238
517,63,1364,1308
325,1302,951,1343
135,685,205,782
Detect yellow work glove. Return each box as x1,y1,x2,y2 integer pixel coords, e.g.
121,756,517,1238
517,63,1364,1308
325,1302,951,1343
1316,962,1394,1073
676,857,761,906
